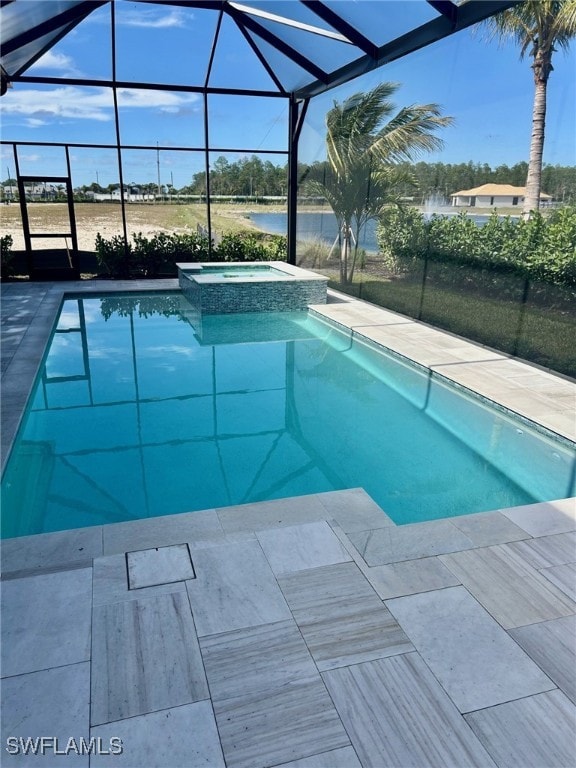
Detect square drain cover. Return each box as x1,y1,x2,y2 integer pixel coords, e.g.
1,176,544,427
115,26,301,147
127,543,195,589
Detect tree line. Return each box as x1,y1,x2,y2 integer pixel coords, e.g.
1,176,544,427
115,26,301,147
299,159,576,204
3,157,575,203
67,157,576,202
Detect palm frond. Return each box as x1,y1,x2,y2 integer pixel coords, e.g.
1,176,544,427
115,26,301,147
319,82,453,281
482,0,576,56
370,106,454,163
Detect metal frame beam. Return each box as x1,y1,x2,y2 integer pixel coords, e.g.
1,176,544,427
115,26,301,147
225,2,328,83
13,74,286,98
301,0,378,58
230,14,287,93
295,0,524,99
1,139,288,155
426,1,458,24
2,1,107,56
287,96,309,265
3,0,108,76
229,2,349,43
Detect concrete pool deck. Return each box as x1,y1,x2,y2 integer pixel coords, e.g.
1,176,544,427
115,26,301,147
1,279,575,767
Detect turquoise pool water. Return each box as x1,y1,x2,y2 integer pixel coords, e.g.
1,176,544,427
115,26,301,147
2,293,574,538
199,265,288,278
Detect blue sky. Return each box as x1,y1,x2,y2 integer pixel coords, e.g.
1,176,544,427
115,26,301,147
1,1,574,189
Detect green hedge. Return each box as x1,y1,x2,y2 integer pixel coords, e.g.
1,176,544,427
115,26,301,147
1,234,14,278
94,230,287,278
377,206,576,287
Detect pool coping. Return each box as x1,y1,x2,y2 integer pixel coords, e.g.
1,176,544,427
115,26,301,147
177,260,325,283
314,288,576,443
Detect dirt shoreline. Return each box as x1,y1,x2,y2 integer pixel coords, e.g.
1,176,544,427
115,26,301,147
1,201,520,253
1,202,292,251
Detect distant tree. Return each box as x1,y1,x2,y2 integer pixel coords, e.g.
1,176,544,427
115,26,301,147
509,161,530,186
190,171,206,195
299,158,576,205
485,0,576,216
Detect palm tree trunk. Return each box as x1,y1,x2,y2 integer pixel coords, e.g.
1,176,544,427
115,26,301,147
340,223,350,283
348,222,362,283
523,48,551,218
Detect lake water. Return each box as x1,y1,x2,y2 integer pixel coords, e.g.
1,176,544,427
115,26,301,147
251,211,378,250
249,210,500,252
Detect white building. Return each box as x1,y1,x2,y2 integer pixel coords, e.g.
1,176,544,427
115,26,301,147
93,188,156,202
451,183,552,208
1,183,64,200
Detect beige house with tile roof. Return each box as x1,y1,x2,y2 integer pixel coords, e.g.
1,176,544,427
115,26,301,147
451,183,552,208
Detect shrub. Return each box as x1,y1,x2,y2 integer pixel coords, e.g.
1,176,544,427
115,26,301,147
215,231,268,261
95,230,212,278
93,229,287,277
95,233,132,278
526,207,576,285
172,231,212,261
214,230,286,262
266,233,288,260
133,230,214,275
134,231,212,271
376,205,576,287
376,206,428,275
1,234,14,278
132,231,162,276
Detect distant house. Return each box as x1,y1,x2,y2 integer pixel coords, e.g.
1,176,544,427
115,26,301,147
25,183,64,200
450,184,552,208
93,187,155,202
1,183,67,200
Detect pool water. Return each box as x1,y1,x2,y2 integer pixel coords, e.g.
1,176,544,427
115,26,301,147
2,293,574,538
199,265,288,278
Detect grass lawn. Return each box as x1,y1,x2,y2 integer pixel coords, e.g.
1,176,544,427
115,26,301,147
332,273,576,379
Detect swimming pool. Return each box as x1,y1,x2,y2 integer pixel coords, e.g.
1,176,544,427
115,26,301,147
1,292,574,538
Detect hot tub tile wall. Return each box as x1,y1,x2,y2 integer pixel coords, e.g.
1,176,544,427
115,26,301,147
179,276,202,328
179,272,327,315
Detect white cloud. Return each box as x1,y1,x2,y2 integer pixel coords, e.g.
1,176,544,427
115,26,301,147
0,86,199,122
145,345,203,360
2,87,112,121
115,88,197,109
116,9,188,28
25,118,47,127
29,51,80,76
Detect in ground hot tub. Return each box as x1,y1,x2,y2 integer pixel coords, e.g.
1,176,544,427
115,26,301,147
177,261,328,318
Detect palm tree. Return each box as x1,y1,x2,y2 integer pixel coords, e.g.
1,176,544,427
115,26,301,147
307,83,452,284
485,1,576,217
